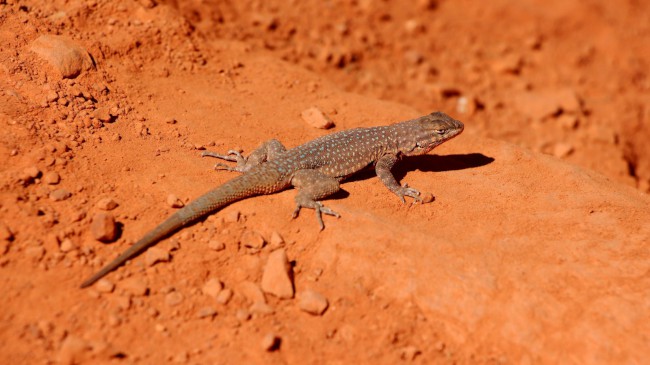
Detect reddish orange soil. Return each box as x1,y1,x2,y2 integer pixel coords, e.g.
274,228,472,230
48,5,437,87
1,1,649,364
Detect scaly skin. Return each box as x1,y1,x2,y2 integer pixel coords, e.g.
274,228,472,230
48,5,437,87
80,111,464,288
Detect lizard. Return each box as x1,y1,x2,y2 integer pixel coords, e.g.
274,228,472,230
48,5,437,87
80,111,464,288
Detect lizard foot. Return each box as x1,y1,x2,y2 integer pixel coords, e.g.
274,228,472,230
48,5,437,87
292,201,340,230
201,150,246,164
395,183,423,204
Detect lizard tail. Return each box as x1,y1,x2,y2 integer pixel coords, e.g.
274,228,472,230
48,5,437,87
80,171,279,288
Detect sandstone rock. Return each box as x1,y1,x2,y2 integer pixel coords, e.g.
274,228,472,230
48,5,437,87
240,230,265,249
30,35,94,79
261,333,280,352
261,248,294,299
42,171,61,185
166,194,184,208
91,213,117,242
49,188,72,201
202,278,223,298
301,107,334,129
298,289,329,315
145,247,170,266
96,197,118,211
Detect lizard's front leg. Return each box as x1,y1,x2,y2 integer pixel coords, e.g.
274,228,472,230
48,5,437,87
375,154,423,204
291,169,341,230
202,139,286,173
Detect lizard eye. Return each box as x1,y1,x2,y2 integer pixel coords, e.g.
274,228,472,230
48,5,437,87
434,129,447,135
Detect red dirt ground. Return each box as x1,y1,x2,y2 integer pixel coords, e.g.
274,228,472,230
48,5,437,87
1,0,649,364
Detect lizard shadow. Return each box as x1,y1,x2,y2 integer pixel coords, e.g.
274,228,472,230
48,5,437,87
342,153,494,187
393,153,495,180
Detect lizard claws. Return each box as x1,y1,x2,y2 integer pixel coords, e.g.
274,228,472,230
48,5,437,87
292,202,339,230
396,183,422,204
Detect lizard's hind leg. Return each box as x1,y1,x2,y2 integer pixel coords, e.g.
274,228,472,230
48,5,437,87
202,139,287,173
291,169,341,230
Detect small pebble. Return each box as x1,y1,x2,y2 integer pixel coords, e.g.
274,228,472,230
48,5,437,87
96,197,119,211
91,213,117,242
42,171,61,185
58,335,89,365
145,247,170,266
298,289,329,315
553,142,574,158
235,309,251,322
49,189,72,201
121,278,149,296
269,231,284,248
196,306,217,319
261,248,294,299
224,210,240,223
208,240,225,251
59,239,76,252
92,107,112,122
261,333,280,352
420,192,434,204
400,346,421,360
166,194,184,208
216,288,233,304
24,166,41,179
165,291,184,307
240,230,265,249
46,90,59,103
301,107,334,129
173,351,188,363
201,278,223,298
96,279,115,293
0,222,13,242
25,246,46,261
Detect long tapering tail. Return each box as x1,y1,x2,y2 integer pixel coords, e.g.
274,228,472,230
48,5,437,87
80,171,280,288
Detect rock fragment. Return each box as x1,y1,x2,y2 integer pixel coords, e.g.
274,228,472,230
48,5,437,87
208,240,225,251
301,107,334,129
92,107,112,122
400,346,421,360
121,278,149,296
59,239,76,252
165,291,184,306
261,248,294,299
166,194,184,208
216,288,233,304
196,306,217,319
58,335,90,365
145,247,170,266
91,213,117,242
42,171,60,185
95,279,115,293
240,230,265,249
96,197,118,210
24,166,41,179
552,143,574,158
50,188,72,201
269,231,284,249
298,289,329,315
261,333,280,352
202,278,223,298
0,222,14,242
30,35,94,79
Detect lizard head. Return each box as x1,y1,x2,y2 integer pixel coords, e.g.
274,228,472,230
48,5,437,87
400,111,464,156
